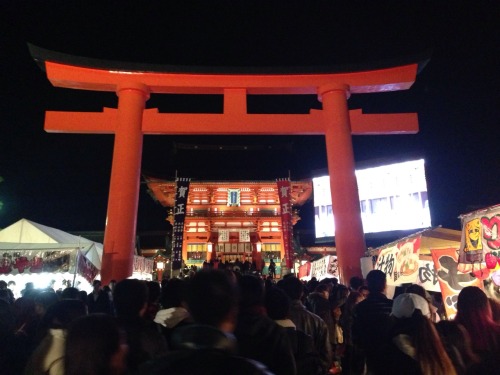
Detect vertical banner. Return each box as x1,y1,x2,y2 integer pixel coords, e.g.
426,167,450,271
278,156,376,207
416,257,441,293
458,204,500,277
218,229,229,242
77,249,99,283
277,178,293,268
431,247,483,319
172,178,190,270
239,229,250,242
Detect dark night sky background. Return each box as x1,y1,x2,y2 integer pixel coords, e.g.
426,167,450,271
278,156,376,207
0,1,499,245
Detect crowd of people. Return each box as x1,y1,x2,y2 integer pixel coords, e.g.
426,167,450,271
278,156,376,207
0,269,499,374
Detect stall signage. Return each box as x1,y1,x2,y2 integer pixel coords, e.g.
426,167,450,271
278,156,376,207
132,256,153,274
374,236,421,286
0,248,74,275
458,204,500,273
416,259,440,292
310,255,339,280
431,247,483,319
298,262,311,279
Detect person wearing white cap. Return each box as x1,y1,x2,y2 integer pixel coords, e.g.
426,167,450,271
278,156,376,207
383,293,457,375
391,292,431,319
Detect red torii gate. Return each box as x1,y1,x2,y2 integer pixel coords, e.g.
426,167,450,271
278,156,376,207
30,45,419,284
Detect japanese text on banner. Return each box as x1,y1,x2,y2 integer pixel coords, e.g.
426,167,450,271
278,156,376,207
277,179,293,269
171,178,190,270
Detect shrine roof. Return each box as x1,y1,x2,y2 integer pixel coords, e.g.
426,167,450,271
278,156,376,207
144,177,313,208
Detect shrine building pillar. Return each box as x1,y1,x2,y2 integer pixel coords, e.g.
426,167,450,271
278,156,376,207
101,82,149,284
319,84,365,284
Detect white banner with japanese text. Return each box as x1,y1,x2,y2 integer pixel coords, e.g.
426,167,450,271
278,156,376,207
374,236,422,286
239,229,250,242
218,229,229,242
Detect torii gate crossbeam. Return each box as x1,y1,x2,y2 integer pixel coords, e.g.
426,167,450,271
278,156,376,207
30,45,420,284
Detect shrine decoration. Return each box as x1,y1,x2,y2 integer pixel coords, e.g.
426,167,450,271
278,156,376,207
172,178,191,270
277,178,293,269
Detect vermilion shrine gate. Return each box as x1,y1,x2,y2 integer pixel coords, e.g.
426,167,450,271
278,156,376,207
30,45,420,284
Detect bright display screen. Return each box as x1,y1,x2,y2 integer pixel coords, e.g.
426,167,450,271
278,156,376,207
313,159,431,238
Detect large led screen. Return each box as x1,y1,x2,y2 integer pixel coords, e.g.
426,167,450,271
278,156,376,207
313,159,431,239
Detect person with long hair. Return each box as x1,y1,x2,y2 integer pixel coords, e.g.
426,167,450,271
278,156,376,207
454,286,500,370
435,320,480,375
386,293,457,375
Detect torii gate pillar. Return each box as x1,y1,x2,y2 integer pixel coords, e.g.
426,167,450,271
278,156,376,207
320,85,365,282
101,83,149,283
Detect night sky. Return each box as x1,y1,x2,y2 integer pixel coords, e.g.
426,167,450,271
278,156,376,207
1,1,499,242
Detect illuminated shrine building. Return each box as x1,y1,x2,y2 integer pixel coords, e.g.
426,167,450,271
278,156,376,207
146,178,312,277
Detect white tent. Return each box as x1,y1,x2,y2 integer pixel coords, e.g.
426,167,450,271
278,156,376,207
0,218,103,270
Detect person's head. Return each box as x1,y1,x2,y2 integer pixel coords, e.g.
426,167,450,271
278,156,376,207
344,291,364,314
113,279,149,318
146,281,161,304
61,287,80,300
238,274,265,310
406,284,430,301
277,276,304,301
78,290,88,304
358,285,369,299
314,283,330,299
92,280,102,292
160,278,186,309
366,270,387,294
349,276,364,291
65,314,127,375
265,286,291,320
0,280,7,290
455,286,499,352
22,282,35,298
44,299,87,329
34,291,60,316
333,284,350,305
391,293,430,319
184,270,238,331
456,286,492,322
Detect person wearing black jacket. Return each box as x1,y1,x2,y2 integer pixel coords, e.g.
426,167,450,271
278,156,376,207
352,270,393,375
